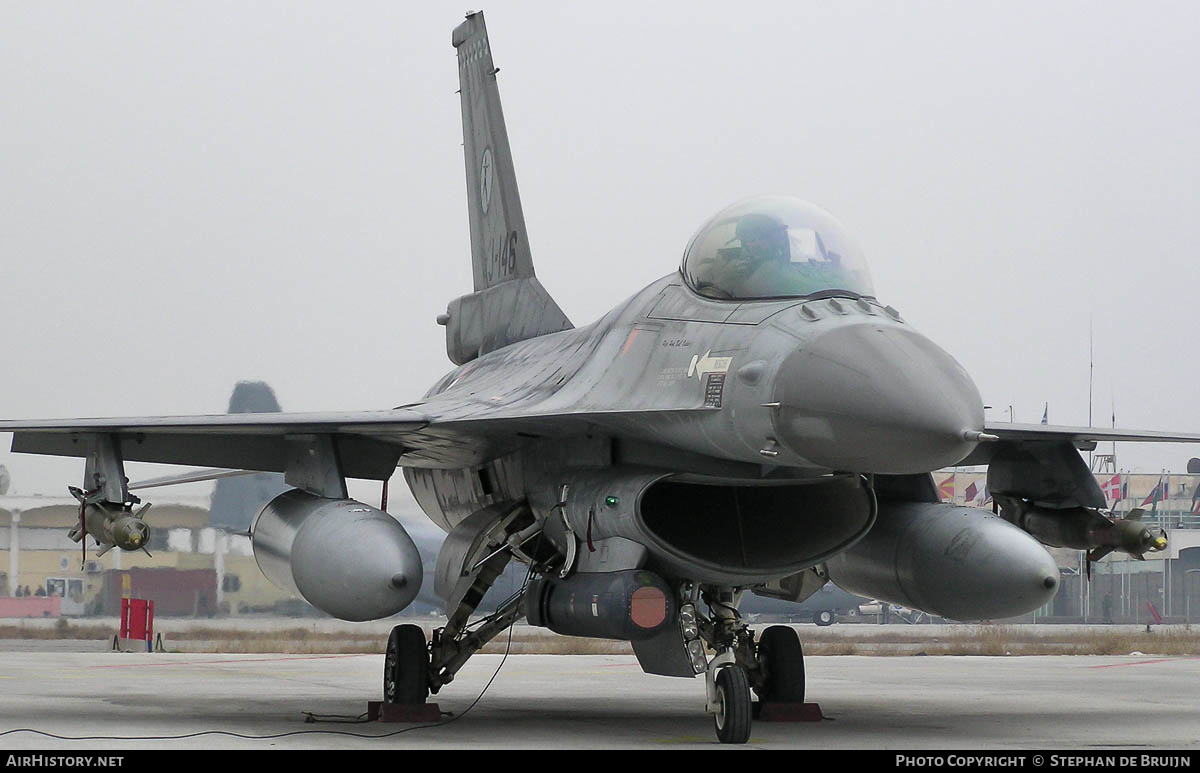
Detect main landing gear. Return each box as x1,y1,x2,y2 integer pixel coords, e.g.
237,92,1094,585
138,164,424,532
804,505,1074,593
755,625,806,704
383,624,429,705
381,591,526,715
381,505,543,718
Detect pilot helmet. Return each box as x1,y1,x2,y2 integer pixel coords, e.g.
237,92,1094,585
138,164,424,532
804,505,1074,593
733,213,789,262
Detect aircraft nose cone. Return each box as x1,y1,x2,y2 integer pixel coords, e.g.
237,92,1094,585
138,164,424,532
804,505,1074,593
772,322,983,473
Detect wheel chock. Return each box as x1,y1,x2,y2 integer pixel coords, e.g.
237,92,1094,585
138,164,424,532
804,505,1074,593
366,700,442,723
752,701,824,722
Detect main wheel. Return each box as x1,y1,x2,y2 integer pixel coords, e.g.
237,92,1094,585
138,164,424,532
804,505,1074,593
383,624,429,704
814,609,835,626
713,666,752,744
755,625,805,704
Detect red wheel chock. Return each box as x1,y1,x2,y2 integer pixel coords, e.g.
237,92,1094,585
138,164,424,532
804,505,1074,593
366,700,442,723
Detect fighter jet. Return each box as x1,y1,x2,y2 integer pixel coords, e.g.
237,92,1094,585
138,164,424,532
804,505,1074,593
3,12,1198,744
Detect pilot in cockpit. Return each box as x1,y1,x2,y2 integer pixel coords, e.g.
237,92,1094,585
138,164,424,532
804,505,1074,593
729,213,795,296
736,212,791,265
696,213,791,298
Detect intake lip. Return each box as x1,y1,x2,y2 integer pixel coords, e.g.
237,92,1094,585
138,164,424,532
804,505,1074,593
772,322,983,473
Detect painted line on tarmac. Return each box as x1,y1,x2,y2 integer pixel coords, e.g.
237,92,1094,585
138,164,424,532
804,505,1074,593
1087,656,1200,669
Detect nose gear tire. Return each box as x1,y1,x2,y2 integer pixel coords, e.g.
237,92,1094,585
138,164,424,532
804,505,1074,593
713,666,752,744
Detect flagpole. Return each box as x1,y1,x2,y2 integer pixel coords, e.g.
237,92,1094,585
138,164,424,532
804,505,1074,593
1166,471,1173,526
1088,319,1094,429
1088,319,1094,468
1110,381,1117,468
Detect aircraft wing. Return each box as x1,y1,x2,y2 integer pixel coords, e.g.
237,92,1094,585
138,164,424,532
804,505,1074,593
1,404,712,477
984,421,1200,445
957,421,1200,466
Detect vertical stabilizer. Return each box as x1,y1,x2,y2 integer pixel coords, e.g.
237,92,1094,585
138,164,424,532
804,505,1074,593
444,12,572,365
453,11,533,291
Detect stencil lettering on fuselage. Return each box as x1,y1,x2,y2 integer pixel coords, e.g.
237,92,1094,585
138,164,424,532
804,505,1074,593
688,350,733,407
703,373,727,408
688,351,732,379
483,229,519,285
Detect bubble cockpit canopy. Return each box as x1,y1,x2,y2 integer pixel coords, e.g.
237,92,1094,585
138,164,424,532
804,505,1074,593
681,197,874,301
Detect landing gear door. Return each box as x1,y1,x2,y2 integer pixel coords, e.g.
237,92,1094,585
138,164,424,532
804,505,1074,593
751,566,828,604
631,625,696,677
434,501,530,617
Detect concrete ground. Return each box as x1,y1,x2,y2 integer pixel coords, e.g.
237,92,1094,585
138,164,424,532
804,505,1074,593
0,649,1197,750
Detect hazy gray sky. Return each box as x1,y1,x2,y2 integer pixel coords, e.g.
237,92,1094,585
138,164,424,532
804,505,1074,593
3,1,1198,499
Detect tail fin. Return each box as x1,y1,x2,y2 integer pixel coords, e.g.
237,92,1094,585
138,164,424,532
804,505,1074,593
443,12,572,365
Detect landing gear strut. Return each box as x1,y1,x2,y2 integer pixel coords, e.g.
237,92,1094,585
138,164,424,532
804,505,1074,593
380,504,551,712
697,587,757,744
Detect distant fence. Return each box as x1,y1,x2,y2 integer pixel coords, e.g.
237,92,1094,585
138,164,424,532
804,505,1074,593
1141,512,1200,530
1051,565,1200,622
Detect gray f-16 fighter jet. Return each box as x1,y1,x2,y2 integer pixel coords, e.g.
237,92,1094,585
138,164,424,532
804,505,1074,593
3,12,1197,744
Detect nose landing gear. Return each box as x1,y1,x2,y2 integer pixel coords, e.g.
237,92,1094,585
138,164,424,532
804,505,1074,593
696,586,811,744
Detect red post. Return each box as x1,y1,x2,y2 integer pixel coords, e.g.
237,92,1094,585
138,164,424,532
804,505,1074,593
145,600,154,652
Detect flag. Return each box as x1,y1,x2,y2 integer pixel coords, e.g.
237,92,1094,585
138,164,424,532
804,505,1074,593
1100,474,1124,504
1142,475,1169,507
963,480,990,506
938,474,955,501
1040,403,1048,425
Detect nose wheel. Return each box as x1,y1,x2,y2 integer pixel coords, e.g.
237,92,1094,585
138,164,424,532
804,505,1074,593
712,665,752,744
